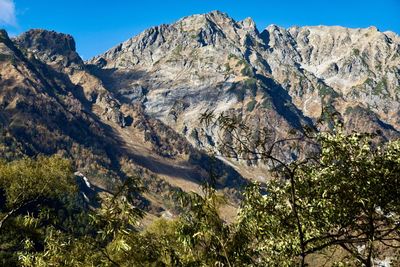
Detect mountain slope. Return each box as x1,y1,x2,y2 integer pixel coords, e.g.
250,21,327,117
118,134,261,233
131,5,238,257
1,11,400,217
89,11,400,166
0,29,245,218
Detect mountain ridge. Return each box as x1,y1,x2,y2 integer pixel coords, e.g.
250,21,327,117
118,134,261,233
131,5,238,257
88,11,399,141
1,10,400,218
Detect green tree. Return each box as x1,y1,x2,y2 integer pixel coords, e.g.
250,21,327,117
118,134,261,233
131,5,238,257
241,131,400,266
0,155,145,266
201,111,400,266
0,155,79,265
172,167,254,266
0,155,76,230
18,174,145,267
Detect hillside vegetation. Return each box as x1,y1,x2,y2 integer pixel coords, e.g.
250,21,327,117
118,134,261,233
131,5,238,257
1,127,399,266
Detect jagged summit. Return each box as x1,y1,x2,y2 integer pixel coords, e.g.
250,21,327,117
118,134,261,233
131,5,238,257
0,29,13,53
86,11,400,146
14,29,84,69
15,29,77,52
89,11,262,70
176,10,235,26
0,29,9,39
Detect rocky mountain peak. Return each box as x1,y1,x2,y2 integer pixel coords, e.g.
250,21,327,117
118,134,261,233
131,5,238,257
171,10,257,46
176,10,234,29
239,17,256,30
0,29,12,50
86,13,400,150
14,29,84,69
0,29,17,51
204,10,235,25
1,13,400,220
0,29,9,40
0,28,25,62
15,29,77,53
207,10,230,18
90,11,265,71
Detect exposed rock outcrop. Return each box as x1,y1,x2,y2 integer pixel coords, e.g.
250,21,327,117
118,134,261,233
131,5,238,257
89,11,400,158
1,10,399,215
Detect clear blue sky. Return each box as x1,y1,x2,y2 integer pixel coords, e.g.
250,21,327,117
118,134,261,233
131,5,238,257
1,0,399,59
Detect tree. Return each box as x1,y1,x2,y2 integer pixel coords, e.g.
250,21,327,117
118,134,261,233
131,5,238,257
201,111,400,266
0,155,146,266
3,114,400,266
0,155,78,265
0,155,76,230
18,173,145,267
240,130,400,266
171,162,255,267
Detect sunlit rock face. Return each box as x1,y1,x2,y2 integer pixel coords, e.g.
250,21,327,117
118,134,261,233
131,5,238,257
0,11,399,210
89,11,400,152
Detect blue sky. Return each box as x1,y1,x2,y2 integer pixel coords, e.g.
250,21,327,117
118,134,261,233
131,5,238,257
1,0,399,59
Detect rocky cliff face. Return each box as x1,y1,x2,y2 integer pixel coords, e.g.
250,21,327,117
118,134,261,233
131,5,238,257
1,11,400,216
0,27,245,217
265,25,400,126
88,12,311,155
15,29,84,69
89,11,400,163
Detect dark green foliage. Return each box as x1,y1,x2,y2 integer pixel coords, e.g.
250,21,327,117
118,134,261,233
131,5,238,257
200,111,400,266
0,156,146,266
241,130,400,266
244,78,258,96
240,64,253,77
228,53,238,60
0,156,80,265
375,77,388,95
246,99,257,112
2,121,400,266
318,85,339,98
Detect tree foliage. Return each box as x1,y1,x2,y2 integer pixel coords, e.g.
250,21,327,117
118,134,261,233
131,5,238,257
239,131,400,266
1,117,400,266
202,110,400,266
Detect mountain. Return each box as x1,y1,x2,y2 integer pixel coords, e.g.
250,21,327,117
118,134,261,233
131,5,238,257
89,11,400,162
1,11,400,217
0,28,244,218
